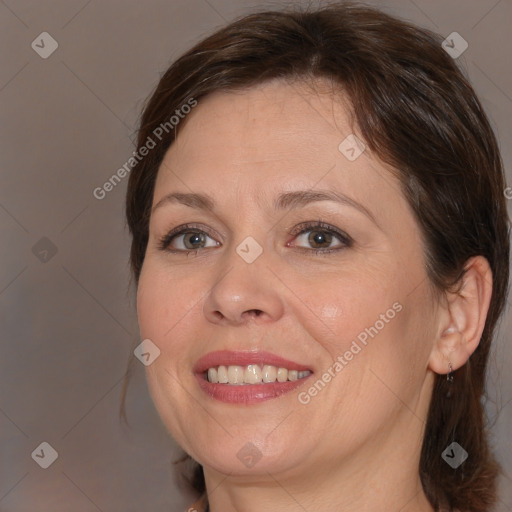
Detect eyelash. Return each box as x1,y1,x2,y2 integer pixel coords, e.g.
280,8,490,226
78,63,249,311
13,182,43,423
157,221,353,256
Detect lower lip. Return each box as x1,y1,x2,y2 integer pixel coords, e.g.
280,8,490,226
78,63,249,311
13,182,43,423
195,373,313,405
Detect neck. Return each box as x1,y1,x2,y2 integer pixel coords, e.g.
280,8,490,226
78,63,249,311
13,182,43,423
203,469,434,512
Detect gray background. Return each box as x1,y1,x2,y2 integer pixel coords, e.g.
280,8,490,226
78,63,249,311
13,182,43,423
0,0,511,511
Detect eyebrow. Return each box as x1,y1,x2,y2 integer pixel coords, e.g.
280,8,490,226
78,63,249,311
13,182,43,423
152,189,377,224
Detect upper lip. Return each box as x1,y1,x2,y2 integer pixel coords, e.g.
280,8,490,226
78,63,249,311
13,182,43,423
193,350,313,374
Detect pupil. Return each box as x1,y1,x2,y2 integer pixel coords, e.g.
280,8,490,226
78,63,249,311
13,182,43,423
185,232,205,249
309,230,332,248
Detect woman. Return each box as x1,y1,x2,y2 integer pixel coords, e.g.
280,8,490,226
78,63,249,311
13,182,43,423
124,3,510,511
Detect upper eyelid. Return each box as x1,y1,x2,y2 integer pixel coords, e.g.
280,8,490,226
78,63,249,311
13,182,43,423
290,221,350,237
163,222,345,240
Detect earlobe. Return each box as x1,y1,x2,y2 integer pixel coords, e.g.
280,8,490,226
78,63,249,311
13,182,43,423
428,256,493,375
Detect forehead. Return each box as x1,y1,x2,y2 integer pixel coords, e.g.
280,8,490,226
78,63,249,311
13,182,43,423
153,79,403,219
171,79,353,161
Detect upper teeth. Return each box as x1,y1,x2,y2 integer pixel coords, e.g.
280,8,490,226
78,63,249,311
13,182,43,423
206,365,311,385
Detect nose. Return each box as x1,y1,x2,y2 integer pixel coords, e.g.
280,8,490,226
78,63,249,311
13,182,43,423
203,249,285,326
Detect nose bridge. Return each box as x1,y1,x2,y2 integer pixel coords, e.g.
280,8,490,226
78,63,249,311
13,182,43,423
202,235,284,325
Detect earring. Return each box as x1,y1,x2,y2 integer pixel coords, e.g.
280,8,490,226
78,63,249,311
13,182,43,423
446,362,454,398
447,361,454,382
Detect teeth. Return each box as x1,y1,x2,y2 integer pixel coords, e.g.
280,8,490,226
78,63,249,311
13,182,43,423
208,367,218,383
217,365,228,383
277,367,288,382
227,365,244,384
205,364,312,385
262,365,277,383
244,364,262,384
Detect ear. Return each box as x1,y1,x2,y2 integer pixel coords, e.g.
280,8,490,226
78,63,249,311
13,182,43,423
428,256,493,375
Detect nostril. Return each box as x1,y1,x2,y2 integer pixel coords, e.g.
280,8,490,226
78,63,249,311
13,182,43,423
210,309,263,322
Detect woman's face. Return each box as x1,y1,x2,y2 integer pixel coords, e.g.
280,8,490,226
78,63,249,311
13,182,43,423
137,79,439,480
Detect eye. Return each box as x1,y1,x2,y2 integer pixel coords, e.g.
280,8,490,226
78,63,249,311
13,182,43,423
158,220,352,255
158,224,219,253
288,221,352,254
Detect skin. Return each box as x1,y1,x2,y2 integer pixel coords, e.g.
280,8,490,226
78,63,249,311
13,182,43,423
136,79,492,512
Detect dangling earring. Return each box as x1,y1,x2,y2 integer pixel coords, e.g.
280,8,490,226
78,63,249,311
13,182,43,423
446,361,454,398
447,362,454,382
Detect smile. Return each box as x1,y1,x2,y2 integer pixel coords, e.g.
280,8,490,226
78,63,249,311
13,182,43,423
194,350,314,404
206,364,312,385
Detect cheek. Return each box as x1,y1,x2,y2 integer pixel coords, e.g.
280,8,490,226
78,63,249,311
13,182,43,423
136,270,191,386
136,266,198,425
351,283,436,413
286,266,401,356
295,265,430,403
136,263,198,342
136,274,167,341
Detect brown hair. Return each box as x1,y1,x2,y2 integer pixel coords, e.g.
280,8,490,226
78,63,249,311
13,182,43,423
123,3,510,510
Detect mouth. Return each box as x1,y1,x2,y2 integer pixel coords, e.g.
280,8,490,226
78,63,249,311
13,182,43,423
204,364,312,385
193,350,314,404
